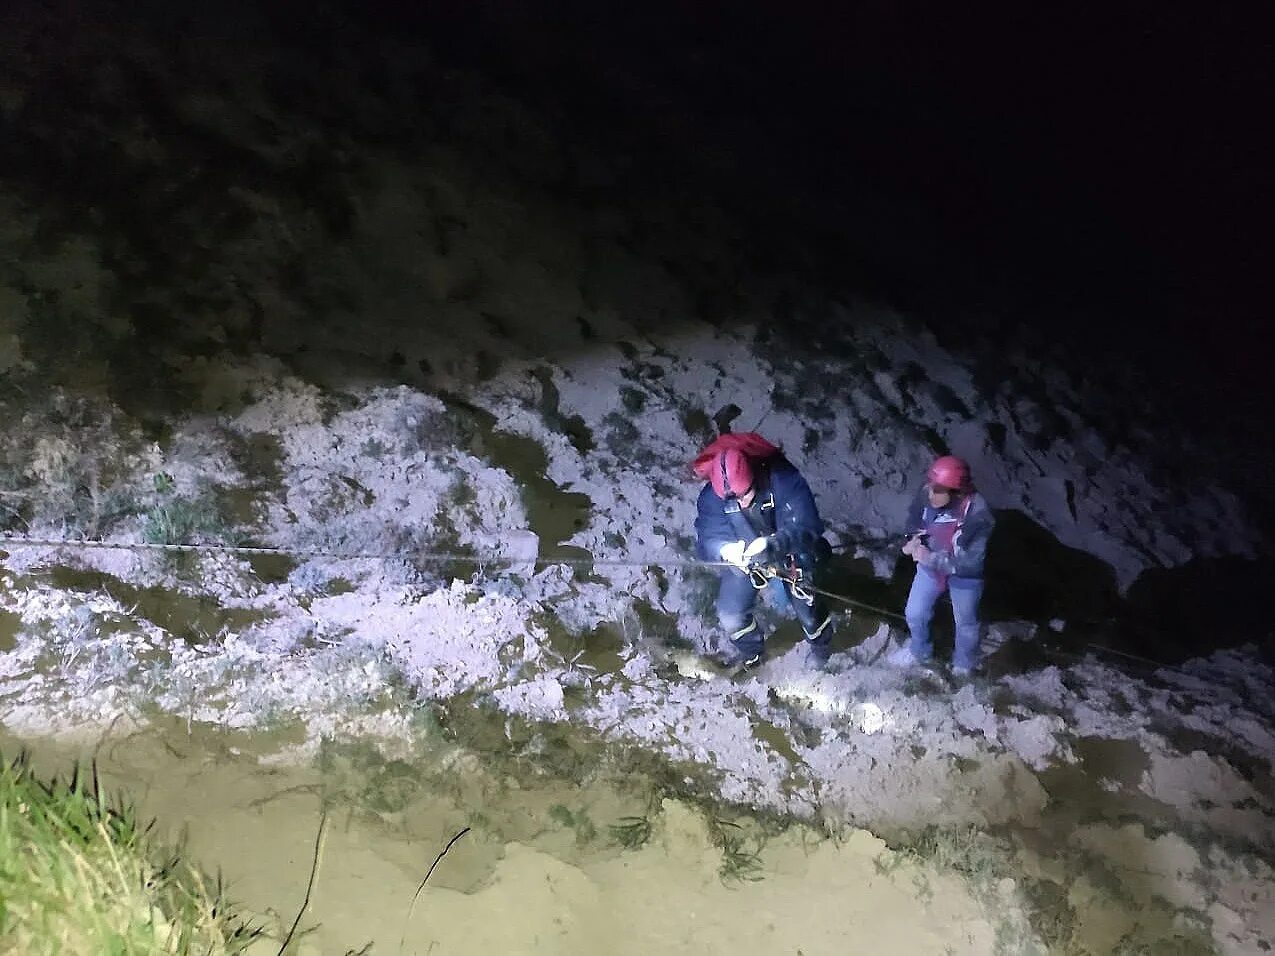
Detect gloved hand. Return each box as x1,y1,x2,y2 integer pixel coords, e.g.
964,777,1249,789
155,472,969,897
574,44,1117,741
719,540,749,570
743,536,773,562
902,532,927,558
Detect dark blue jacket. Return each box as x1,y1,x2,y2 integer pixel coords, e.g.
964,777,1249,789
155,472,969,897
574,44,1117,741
695,456,828,565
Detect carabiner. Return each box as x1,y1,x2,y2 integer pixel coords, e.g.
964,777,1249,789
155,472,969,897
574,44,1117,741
747,565,774,590
788,578,814,606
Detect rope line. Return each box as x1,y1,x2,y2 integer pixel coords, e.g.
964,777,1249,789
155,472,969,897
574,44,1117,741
0,534,1195,677
802,582,907,622
0,533,918,621
0,534,708,568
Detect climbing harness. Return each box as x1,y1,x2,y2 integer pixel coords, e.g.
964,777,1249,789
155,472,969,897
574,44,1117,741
747,561,813,604
745,559,906,622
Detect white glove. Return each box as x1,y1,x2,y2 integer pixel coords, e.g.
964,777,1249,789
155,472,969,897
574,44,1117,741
744,536,771,560
719,540,748,570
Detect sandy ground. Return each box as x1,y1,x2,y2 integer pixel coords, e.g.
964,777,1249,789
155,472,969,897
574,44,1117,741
3,725,1003,956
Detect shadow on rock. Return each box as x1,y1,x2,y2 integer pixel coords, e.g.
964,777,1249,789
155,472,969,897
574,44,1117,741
1117,556,1275,665
982,510,1121,626
817,553,908,650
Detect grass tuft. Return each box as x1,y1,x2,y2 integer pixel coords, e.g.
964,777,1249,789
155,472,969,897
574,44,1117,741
608,815,653,850
141,496,225,546
0,752,258,955
709,818,766,884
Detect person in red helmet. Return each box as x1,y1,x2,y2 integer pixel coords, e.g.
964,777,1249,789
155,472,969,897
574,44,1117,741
691,433,834,672
887,455,995,677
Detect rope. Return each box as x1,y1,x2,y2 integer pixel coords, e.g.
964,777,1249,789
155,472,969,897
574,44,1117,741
746,561,908,622
752,561,1210,679
0,534,710,570
0,534,1222,684
2,531,915,625
0,533,1115,648
1080,641,1180,672
801,581,907,622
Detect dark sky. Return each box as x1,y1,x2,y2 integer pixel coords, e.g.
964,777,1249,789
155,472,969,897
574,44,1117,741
7,0,1269,435
335,0,1273,610
350,0,1268,411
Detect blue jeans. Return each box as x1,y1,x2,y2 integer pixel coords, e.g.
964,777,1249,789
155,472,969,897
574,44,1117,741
905,570,984,669
716,569,831,658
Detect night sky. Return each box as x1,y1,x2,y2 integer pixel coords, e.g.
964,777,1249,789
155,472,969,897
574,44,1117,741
369,1,1268,415
382,7,1259,304
436,0,1264,509
302,0,1271,560
3,0,1269,488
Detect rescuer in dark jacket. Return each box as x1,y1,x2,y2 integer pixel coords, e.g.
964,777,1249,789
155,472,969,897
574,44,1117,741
692,433,834,671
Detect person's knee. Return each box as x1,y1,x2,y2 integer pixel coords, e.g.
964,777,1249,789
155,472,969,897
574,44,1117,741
905,601,934,628
792,595,826,626
951,592,982,628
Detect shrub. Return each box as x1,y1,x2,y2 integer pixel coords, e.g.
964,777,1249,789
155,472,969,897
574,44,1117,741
0,389,151,537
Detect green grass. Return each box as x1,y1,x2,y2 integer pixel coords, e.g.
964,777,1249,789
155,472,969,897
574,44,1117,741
708,818,766,884
549,804,599,846
608,815,653,850
139,471,232,547
905,825,1009,888
141,496,225,546
879,826,1050,955
0,753,258,955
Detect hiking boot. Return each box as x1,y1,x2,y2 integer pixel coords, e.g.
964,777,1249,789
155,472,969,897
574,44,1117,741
716,646,764,676
805,641,832,671
951,664,974,679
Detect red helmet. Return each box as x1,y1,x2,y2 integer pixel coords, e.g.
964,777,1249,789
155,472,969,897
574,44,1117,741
691,432,780,499
710,448,753,499
927,455,972,492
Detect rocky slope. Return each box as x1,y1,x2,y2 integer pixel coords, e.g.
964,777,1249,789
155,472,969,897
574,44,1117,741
2,4,1272,952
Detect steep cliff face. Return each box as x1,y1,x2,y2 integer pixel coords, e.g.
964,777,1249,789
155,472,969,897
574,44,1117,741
1,6,1272,952
0,3,1259,583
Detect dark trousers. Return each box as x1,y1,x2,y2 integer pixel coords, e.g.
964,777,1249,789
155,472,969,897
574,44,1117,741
715,568,832,657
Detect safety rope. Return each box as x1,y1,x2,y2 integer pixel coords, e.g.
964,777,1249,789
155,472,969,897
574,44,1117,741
0,534,708,569
1,532,916,620
794,579,907,622
746,561,908,621
746,560,1207,678
0,534,1206,679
